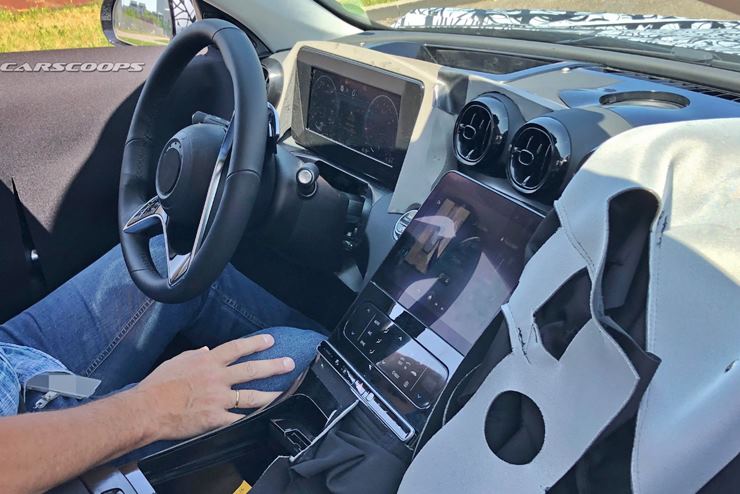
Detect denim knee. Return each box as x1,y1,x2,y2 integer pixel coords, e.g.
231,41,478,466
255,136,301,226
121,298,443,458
233,327,326,392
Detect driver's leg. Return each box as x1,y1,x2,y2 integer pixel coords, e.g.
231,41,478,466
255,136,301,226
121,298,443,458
180,260,325,348
0,239,203,397
0,236,325,402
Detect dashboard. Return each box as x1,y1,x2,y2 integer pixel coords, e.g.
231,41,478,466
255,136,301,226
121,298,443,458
274,34,740,215
63,26,740,494
267,32,740,440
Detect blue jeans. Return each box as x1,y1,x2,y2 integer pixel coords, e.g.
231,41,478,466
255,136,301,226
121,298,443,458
0,238,326,458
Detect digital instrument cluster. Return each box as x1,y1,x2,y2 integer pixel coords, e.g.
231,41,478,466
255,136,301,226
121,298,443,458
293,48,423,187
307,67,402,167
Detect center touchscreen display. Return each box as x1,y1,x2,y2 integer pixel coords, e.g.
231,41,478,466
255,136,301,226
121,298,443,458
374,172,542,353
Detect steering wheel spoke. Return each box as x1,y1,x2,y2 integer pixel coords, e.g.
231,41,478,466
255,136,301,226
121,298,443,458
122,197,188,285
123,197,166,233
191,114,235,254
166,251,192,286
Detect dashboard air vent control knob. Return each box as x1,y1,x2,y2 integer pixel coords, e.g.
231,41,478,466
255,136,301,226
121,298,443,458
296,162,319,198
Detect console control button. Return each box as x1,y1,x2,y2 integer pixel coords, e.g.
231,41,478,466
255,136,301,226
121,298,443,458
358,311,391,349
345,305,448,409
367,312,390,334
409,368,446,409
372,324,446,409
343,303,376,341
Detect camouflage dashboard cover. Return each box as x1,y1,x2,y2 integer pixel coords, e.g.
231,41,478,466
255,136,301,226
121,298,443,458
394,9,740,57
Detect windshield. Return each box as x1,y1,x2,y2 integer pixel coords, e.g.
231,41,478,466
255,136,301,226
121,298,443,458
318,1,740,70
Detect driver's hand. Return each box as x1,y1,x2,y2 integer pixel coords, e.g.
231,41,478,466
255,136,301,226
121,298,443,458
133,334,295,440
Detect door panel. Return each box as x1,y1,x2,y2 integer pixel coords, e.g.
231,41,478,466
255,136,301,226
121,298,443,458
0,44,237,322
0,46,164,321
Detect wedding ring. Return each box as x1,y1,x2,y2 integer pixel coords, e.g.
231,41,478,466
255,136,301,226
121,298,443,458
234,389,240,408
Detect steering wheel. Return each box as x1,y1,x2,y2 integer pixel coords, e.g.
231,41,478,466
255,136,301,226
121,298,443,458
118,19,267,303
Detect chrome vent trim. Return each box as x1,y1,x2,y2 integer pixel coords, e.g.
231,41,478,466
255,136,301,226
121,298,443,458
455,102,493,165
261,58,284,107
508,117,570,195
454,94,509,167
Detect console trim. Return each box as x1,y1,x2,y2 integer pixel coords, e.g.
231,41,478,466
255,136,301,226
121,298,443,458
318,341,415,442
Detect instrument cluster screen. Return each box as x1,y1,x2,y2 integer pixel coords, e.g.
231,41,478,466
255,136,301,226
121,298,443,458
374,173,542,354
307,67,403,168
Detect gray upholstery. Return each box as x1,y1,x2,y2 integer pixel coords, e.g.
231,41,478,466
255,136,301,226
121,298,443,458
399,118,740,493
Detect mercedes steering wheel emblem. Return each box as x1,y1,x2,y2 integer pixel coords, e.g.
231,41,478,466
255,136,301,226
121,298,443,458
166,140,182,154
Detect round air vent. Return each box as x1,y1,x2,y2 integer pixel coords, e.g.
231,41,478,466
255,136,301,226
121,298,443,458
454,94,510,167
507,117,571,195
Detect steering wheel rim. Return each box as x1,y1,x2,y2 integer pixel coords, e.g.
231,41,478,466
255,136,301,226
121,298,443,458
118,19,267,303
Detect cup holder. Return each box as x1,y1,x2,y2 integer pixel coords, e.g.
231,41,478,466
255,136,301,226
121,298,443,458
139,394,329,494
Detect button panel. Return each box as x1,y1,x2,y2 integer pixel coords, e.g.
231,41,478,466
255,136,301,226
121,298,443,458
318,342,414,442
343,303,447,409
343,303,375,341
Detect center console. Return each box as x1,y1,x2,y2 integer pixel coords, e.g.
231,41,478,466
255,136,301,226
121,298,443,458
324,171,542,438
60,172,543,494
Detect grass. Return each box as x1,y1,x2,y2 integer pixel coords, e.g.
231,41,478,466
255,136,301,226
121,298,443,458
339,0,398,8
0,0,401,53
337,0,398,17
0,1,109,53
349,0,399,5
